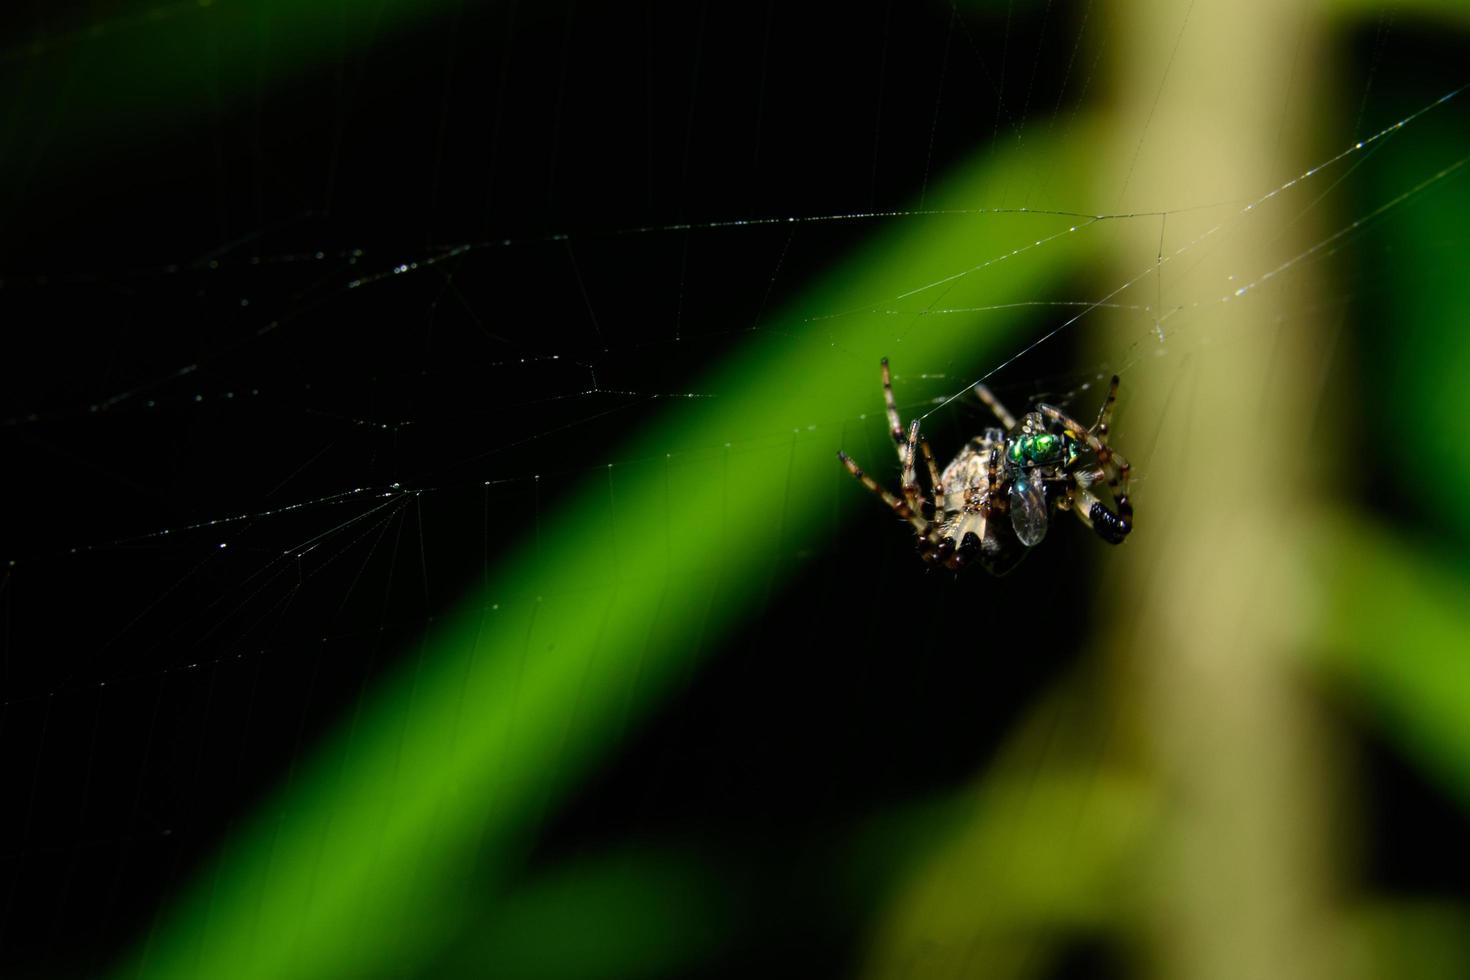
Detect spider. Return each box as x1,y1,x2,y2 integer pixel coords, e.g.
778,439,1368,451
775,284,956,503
837,358,1133,574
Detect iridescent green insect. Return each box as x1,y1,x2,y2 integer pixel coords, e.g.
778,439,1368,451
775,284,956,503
838,359,1134,573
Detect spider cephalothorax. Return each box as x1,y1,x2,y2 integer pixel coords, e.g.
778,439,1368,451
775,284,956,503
837,359,1133,574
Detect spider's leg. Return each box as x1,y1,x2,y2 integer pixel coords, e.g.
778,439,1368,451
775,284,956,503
1104,448,1133,525
880,358,908,465
917,437,940,487
837,451,931,535
900,420,937,518
918,437,944,499
972,382,1017,430
1037,402,1093,442
984,444,1004,512
1063,471,1132,544
1091,374,1120,437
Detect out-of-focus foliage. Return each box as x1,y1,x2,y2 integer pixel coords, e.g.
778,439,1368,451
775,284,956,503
862,680,1154,980
1335,902,1470,980
1315,520,1470,806
431,848,734,980
1,1,451,150
1354,116,1470,547
1331,0,1470,29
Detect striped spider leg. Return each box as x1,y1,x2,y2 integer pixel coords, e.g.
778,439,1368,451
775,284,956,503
838,359,942,560
971,379,1017,431
882,357,944,518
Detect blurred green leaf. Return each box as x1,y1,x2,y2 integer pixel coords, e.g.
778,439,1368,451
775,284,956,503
1354,112,1470,545
860,678,1154,980
1330,0,1470,29
862,768,1150,980
1,0,452,152
432,848,732,980
1314,516,1470,806
1334,901,1470,980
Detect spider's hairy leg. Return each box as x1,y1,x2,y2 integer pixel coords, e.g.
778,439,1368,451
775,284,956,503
899,423,923,514
1091,374,1120,437
918,437,943,499
972,382,1017,430
880,357,908,464
836,451,931,535
984,444,1003,511
1107,448,1133,524
900,419,936,518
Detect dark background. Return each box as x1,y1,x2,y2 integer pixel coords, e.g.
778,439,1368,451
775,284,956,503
0,2,1464,977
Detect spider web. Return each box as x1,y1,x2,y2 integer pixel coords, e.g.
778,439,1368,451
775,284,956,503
0,1,1466,977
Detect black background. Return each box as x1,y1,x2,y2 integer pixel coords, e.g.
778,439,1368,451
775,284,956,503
0,2,1463,977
